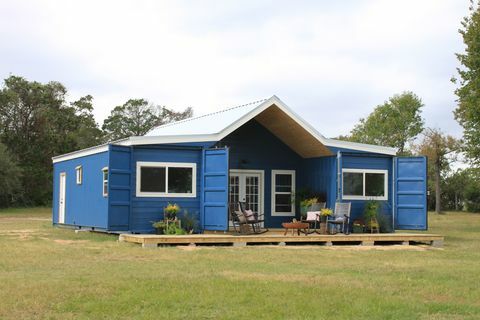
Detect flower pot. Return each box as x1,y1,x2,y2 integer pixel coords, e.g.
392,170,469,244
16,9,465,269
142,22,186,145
155,227,165,235
352,225,364,233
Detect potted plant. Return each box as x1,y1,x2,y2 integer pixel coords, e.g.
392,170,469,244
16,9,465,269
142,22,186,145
300,198,318,219
319,208,333,234
164,203,180,220
179,210,198,234
352,219,365,233
152,221,166,234
363,200,380,232
165,221,186,235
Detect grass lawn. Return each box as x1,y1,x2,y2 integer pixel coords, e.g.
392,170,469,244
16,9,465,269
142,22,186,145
0,208,479,319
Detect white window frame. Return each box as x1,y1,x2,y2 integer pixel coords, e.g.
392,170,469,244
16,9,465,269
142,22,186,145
102,167,108,197
271,170,296,216
342,168,388,201
136,161,197,198
75,165,82,185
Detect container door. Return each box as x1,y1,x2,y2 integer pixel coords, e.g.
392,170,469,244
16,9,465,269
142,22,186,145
201,148,229,231
59,172,66,224
394,156,427,230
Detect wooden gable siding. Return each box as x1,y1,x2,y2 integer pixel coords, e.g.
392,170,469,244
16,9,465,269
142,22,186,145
254,105,333,158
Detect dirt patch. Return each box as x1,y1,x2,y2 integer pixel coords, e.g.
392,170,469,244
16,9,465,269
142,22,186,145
54,239,89,245
0,217,50,221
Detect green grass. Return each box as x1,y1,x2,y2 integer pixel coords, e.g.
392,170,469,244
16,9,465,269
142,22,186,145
0,208,479,319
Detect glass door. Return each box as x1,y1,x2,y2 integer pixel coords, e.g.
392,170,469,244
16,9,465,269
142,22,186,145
229,170,263,225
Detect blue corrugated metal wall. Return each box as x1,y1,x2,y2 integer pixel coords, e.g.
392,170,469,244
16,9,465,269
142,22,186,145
220,119,303,228
394,156,428,230
108,145,132,231
52,151,109,229
340,153,394,227
201,148,229,230
129,145,203,233
301,156,337,209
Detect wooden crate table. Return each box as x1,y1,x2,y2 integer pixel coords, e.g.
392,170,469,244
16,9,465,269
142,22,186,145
281,222,310,236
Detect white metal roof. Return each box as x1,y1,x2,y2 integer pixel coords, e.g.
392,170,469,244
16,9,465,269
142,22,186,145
52,95,397,163
146,99,267,137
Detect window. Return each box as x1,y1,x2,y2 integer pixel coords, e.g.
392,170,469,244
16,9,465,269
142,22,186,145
76,166,82,185
342,169,388,200
102,167,108,197
271,170,295,216
136,162,196,197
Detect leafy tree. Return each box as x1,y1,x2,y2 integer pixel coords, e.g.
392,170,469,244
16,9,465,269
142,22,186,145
453,1,480,164
0,142,22,207
70,95,104,148
102,99,193,141
0,75,102,205
346,92,424,155
414,128,460,214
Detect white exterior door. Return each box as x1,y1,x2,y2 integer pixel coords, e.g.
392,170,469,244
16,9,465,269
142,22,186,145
59,172,66,224
229,170,264,224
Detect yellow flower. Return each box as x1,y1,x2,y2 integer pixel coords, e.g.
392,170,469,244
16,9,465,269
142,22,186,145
320,208,333,216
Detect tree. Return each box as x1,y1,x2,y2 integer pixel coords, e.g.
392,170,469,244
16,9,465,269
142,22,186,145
102,99,193,141
346,92,424,155
0,142,22,207
0,75,102,205
414,128,460,214
453,1,480,164
70,95,104,148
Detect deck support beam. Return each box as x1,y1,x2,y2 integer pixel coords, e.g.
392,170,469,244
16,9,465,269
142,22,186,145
362,241,374,246
431,240,444,248
233,242,246,247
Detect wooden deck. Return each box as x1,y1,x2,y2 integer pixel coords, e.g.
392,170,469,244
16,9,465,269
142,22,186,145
119,232,444,248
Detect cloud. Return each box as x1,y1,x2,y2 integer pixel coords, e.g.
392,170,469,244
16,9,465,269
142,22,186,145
0,0,469,138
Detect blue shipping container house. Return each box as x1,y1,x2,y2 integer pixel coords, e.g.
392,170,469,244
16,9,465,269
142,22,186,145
52,96,427,233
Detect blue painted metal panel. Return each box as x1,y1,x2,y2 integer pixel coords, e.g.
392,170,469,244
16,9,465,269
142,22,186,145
108,145,132,231
52,151,109,229
341,154,394,228
130,146,203,233
394,156,427,230
220,119,303,228
301,156,337,208
201,148,229,231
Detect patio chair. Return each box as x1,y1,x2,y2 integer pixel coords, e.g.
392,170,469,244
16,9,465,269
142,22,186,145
229,202,268,235
327,202,351,235
239,202,269,234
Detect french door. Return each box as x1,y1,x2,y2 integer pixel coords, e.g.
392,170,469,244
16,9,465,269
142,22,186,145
229,170,264,224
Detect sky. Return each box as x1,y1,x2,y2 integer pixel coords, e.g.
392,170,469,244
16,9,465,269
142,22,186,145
0,0,470,139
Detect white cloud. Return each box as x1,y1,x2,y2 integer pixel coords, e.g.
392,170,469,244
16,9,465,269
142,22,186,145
0,0,469,138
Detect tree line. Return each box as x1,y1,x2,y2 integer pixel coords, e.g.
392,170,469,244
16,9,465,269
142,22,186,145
0,76,192,207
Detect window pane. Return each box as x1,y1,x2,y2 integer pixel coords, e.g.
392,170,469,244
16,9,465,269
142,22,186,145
343,172,363,196
275,174,292,192
140,167,166,192
365,173,385,197
275,194,292,212
168,167,193,193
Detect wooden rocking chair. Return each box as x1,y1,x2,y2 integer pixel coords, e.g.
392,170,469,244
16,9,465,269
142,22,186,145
230,202,268,235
